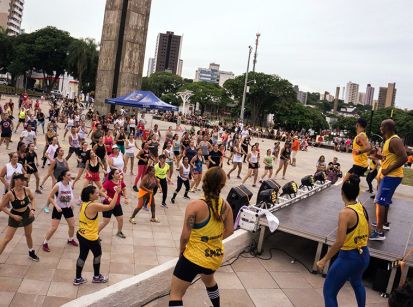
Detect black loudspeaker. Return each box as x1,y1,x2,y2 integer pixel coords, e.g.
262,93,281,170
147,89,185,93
280,181,299,197
227,185,253,222
257,179,281,206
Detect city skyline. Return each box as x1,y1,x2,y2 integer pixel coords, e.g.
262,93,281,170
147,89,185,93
20,0,412,109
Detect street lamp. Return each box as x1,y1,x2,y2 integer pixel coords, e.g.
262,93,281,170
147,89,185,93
240,46,253,122
177,90,194,115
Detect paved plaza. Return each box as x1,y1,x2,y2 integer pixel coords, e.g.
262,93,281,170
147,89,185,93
0,95,408,306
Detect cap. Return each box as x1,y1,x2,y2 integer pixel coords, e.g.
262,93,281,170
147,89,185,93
112,145,119,150
12,173,28,180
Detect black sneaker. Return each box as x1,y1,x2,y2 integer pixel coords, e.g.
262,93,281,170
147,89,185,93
133,185,138,192
161,203,168,208
92,274,108,283
28,250,39,262
183,195,190,200
171,198,175,204
73,277,87,286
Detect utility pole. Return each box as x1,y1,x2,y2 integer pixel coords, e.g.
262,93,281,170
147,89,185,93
252,33,261,73
240,46,253,121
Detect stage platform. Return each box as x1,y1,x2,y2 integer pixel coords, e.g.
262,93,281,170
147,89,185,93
257,185,413,295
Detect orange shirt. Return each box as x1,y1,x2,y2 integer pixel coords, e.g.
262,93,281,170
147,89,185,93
292,139,300,151
408,155,413,163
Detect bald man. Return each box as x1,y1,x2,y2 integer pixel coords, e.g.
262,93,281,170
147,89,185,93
370,119,407,241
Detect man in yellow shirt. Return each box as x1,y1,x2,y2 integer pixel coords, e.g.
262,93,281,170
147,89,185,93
370,119,407,241
344,118,371,182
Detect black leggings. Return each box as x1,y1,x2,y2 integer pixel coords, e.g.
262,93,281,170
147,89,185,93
366,169,378,193
175,177,190,195
76,232,102,279
154,177,168,204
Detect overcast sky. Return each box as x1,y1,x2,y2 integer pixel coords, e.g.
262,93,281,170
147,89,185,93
22,0,412,109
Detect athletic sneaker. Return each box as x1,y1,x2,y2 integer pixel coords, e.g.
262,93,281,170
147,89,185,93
171,198,175,204
43,207,49,213
237,176,242,179
183,195,190,200
369,230,386,241
67,239,79,247
73,277,87,286
371,222,390,230
116,232,126,239
129,217,136,224
161,203,168,208
132,185,138,192
42,243,50,252
92,274,108,283
28,250,39,262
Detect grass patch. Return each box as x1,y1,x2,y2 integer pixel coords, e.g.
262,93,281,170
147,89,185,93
402,167,413,186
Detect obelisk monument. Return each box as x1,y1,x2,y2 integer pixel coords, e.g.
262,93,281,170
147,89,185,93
95,0,152,113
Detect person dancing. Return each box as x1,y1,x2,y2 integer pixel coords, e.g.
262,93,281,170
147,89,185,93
259,149,273,183
242,145,259,187
168,166,234,307
73,185,121,285
129,166,160,224
274,142,291,180
0,174,39,261
317,175,370,307
171,156,191,204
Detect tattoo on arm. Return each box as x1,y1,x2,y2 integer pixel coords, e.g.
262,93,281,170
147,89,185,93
187,214,195,229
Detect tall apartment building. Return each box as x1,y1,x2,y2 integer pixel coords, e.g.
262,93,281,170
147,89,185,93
358,92,366,105
154,31,182,75
195,63,234,86
297,91,308,105
146,57,155,77
344,82,359,104
377,83,397,109
176,59,183,77
0,0,24,36
365,84,374,106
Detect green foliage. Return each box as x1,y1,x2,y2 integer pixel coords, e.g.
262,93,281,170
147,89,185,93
332,116,358,137
179,82,228,115
161,93,181,106
141,72,184,97
66,38,99,94
277,103,329,131
306,92,320,105
224,72,297,126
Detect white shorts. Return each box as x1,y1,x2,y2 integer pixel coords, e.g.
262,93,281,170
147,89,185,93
233,155,243,163
291,151,298,159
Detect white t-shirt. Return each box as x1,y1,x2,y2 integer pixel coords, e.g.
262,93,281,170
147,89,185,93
20,130,36,145
46,144,59,164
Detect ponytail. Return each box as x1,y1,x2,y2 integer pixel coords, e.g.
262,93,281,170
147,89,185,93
202,166,227,221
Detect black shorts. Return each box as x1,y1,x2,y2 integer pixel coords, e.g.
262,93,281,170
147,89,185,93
52,207,74,220
18,118,25,123
173,255,215,283
102,204,123,218
265,166,273,170
174,150,180,156
249,162,259,169
8,207,34,228
348,165,368,177
68,147,80,155
1,132,11,138
27,164,38,174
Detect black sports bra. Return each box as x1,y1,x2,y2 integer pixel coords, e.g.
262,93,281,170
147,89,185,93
10,188,31,210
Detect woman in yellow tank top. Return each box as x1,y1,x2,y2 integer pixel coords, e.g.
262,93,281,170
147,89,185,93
73,185,120,286
317,175,370,307
169,167,234,307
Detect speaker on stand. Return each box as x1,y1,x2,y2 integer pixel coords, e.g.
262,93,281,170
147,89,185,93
226,185,253,222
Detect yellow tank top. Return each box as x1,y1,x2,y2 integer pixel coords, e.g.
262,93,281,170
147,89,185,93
18,111,25,119
352,132,369,167
381,135,403,178
341,202,369,251
184,198,225,270
78,201,99,241
369,159,377,170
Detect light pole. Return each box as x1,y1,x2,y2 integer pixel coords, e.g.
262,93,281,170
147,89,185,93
177,90,194,115
252,33,260,73
240,46,253,121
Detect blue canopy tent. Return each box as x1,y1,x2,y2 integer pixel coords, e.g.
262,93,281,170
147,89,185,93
105,90,178,112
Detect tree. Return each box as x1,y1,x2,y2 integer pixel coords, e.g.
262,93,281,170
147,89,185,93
224,72,297,126
161,93,181,106
141,72,184,97
332,116,358,137
66,38,98,94
276,103,329,131
0,29,13,72
179,82,228,116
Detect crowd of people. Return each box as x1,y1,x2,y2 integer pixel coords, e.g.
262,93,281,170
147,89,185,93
0,94,412,307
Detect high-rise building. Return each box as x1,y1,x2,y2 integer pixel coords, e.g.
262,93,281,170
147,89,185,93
344,82,359,104
218,71,235,87
365,84,374,106
147,57,155,77
297,91,308,105
333,86,340,112
358,92,366,105
154,31,182,75
176,59,183,77
385,82,397,107
0,0,24,36
377,83,397,109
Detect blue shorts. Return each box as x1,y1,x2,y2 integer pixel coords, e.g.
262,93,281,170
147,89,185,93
375,176,402,208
